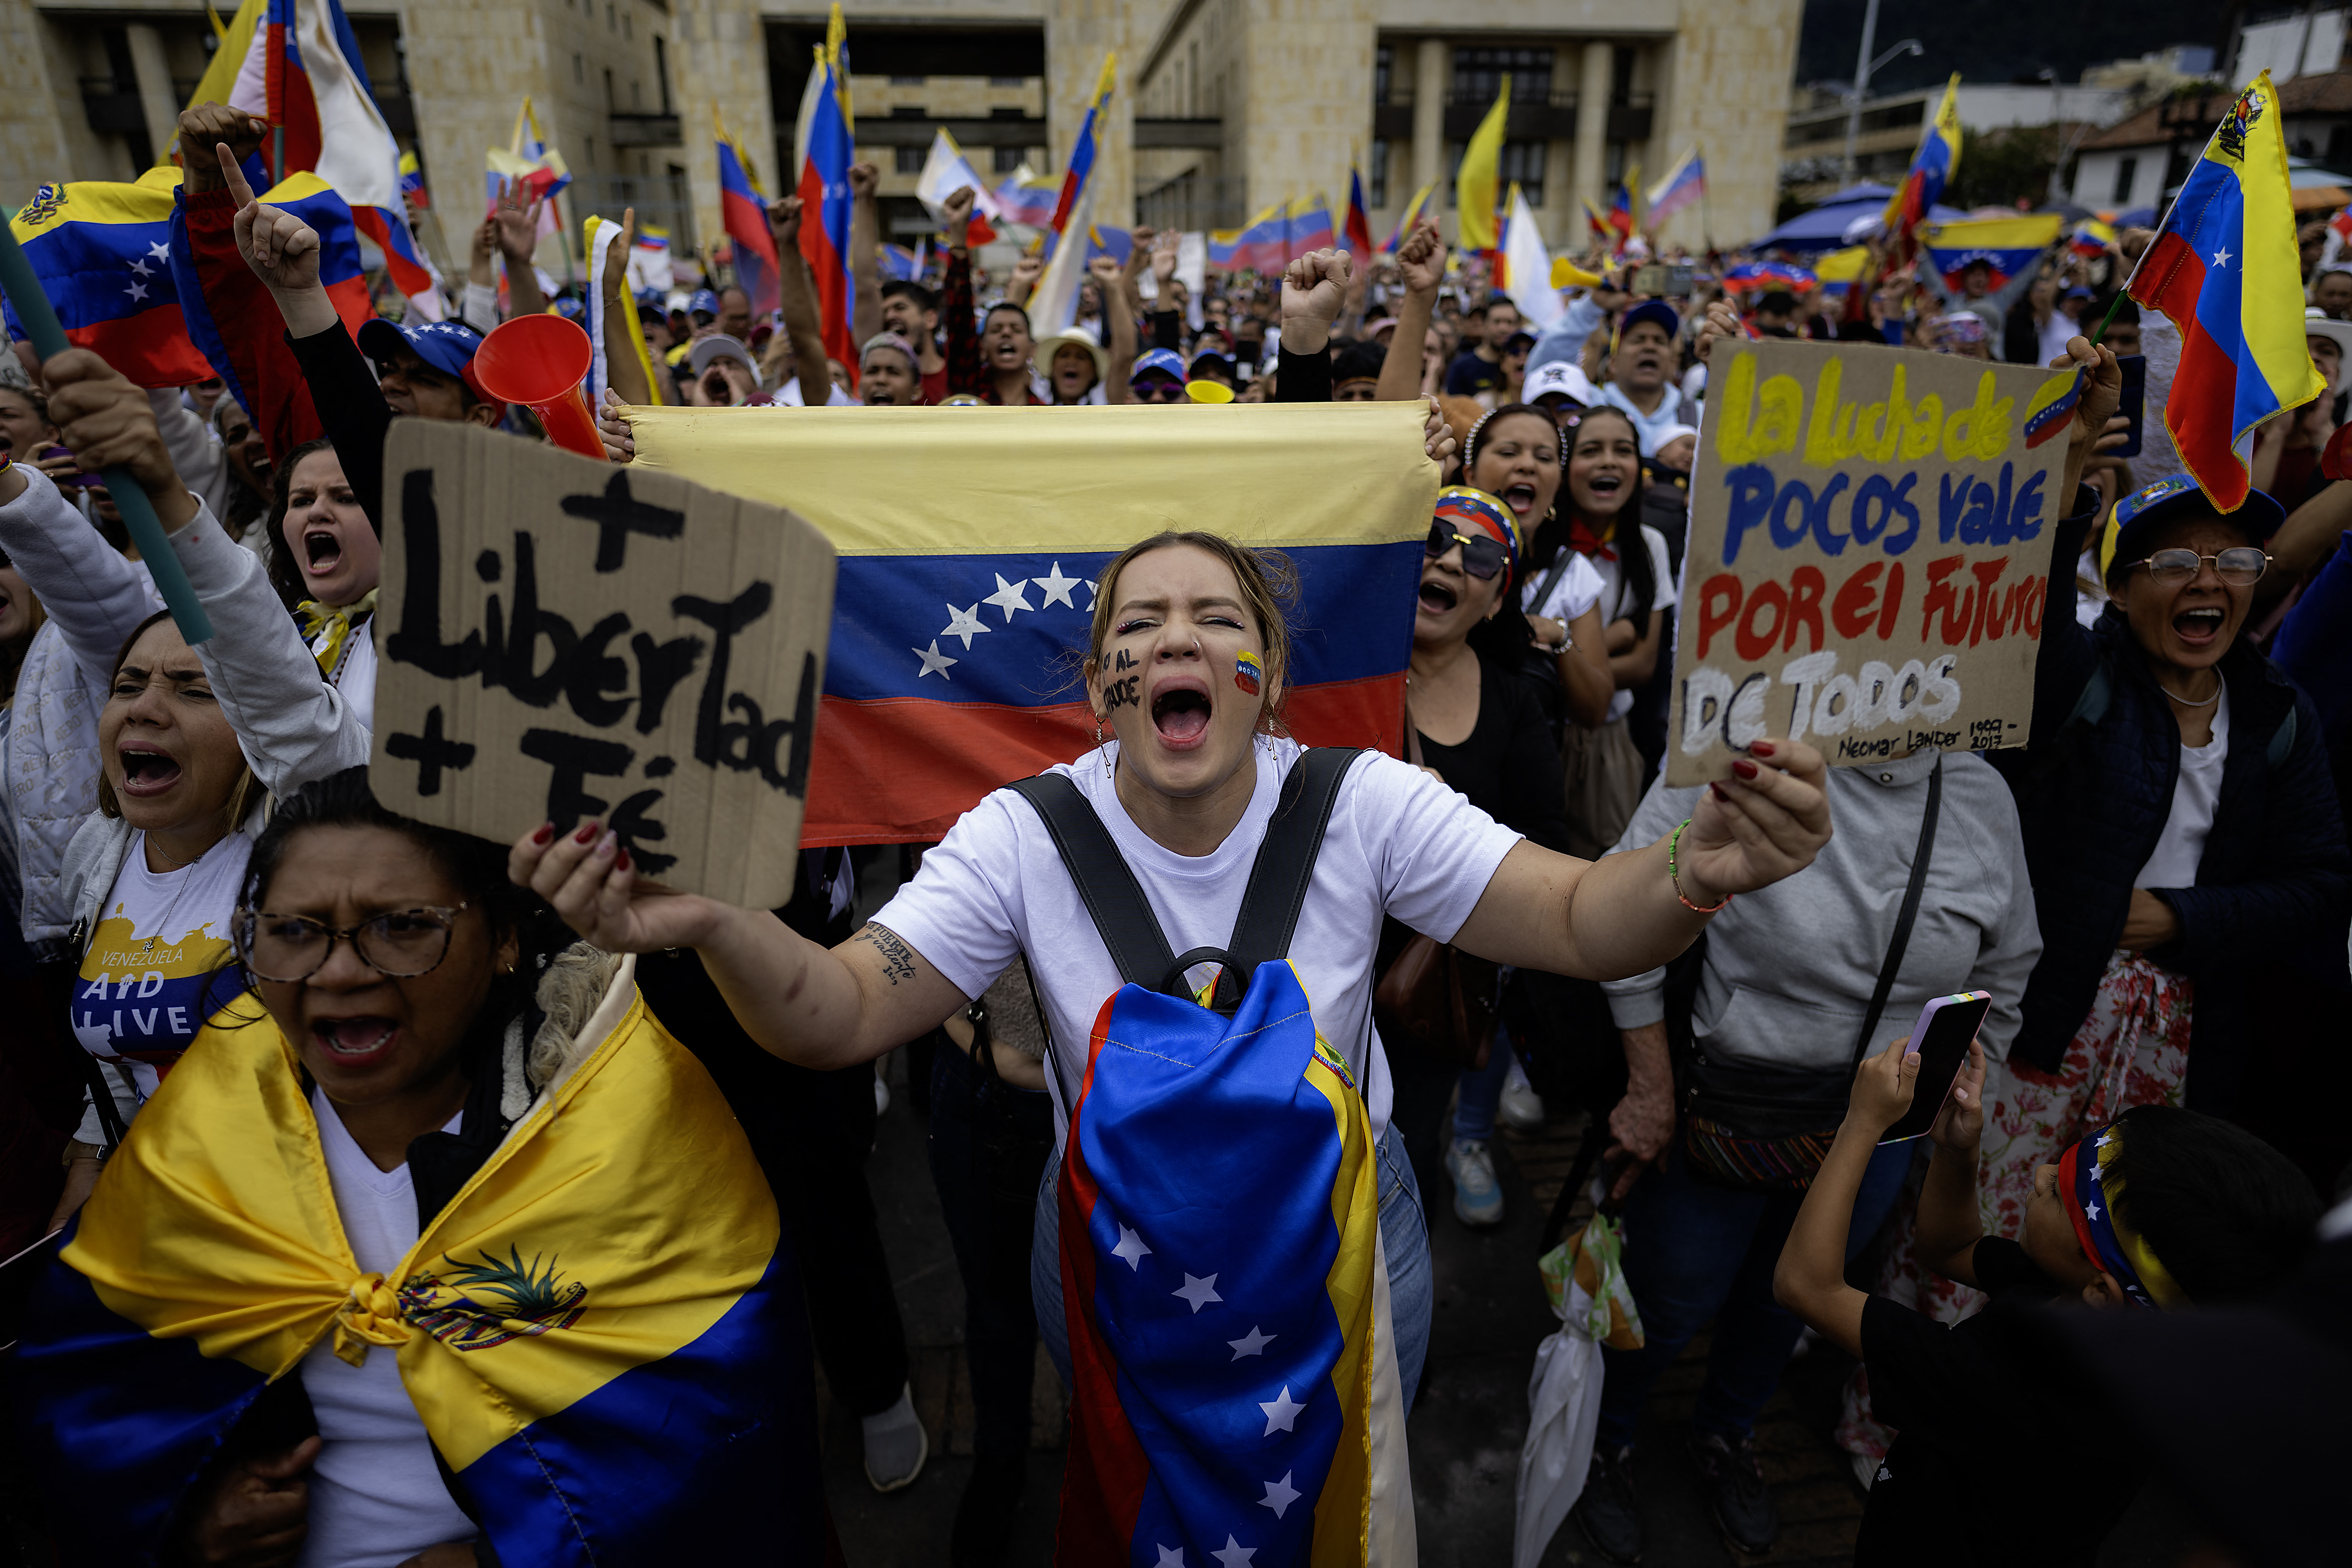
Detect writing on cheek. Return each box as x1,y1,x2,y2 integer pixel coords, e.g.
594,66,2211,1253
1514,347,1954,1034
1112,648,1137,672
1103,674,1142,711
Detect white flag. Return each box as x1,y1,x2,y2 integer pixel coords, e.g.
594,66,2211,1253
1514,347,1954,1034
915,129,1004,222
1502,185,1564,330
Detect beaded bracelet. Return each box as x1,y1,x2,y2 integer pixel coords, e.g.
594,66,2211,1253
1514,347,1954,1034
1668,818,1732,914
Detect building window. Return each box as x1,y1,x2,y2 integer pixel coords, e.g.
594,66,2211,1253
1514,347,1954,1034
1502,141,1545,206
573,53,584,85
1371,141,1389,208
2112,155,2137,205
894,146,924,173
604,68,615,110
1452,46,1552,104
891,105,927,118
994,145,1023,173
1375,45,1392,106
890,74,924,85
654,37,670,112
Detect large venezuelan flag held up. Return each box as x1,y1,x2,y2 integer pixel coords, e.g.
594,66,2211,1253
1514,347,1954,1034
624,400,1436,844
2126,71,2326,511
14,971,825,1563
1883,75,1962,241
3,168,214,387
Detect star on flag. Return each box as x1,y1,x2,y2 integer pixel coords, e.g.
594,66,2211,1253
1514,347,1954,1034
2085,1198,2102,1221
983,571,1034,621
1258,1386,1304,1436
912,640,959,679
1258,1472,1302,1519
1155,1549,1187,1567
1173,1272,1223,1312
123,279,149,303
146,239,171,263
1210,1537,1256,1567
127,257,152,278
937,601,989,650
1112,1224,1152,1270
1033,560,1083,609
1227,1325,1275,1359
2212,246,2232,269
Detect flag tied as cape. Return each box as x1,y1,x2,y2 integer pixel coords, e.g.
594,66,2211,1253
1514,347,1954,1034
14,971,823,1564
623,399,1436,844
1057,961,1402,1565
2126,71,2327,511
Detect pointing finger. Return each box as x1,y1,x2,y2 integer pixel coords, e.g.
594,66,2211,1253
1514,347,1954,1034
218,142,256,206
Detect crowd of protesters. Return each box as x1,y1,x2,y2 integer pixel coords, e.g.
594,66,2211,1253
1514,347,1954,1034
0,88,2347,1568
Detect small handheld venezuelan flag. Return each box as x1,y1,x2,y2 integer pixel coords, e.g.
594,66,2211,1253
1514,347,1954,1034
1235,650,1264,696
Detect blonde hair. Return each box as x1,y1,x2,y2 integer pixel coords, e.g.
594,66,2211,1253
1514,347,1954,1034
1084,531,1298,735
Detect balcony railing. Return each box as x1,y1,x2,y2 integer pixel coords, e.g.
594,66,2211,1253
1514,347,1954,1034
609,112,683,148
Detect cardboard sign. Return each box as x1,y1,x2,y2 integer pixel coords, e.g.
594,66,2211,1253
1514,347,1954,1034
370,422,837,908
1666,339,2077,785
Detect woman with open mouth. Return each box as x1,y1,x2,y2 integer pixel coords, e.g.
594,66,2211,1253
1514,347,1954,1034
1489,402,1673,859
17,770,827,1567
261,437,383,735
517,472,1836,1556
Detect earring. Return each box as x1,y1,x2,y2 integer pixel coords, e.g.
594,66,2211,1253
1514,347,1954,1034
1094,719,1104,744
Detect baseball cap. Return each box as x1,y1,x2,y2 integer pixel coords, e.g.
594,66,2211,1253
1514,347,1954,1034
2063,285,2095,303
2099,473,2287,577
1621,300,1681,340
1188,344,1237,374
688,333,756,377
1525,360,1596,407
688,288,721,319
356,317,491,404
2306,306,2352,393
1130,347,1187,384
1504,330,1536,355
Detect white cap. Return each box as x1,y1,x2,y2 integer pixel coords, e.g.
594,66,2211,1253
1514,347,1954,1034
2306,306,2352,394
1525,359,1597,406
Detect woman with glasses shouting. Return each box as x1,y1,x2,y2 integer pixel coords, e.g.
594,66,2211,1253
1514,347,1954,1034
1838,339,2352,1478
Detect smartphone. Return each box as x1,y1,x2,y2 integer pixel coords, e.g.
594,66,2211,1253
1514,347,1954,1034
2113,354,2146,459
1877,991,1994,1145
1633,262,1694,297
38,445,92,489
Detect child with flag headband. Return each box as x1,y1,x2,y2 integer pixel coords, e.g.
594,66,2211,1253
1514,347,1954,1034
1775,1033,2319,1567
517,476,1839,1560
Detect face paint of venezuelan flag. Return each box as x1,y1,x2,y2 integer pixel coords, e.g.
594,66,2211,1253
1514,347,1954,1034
624,400,1439,844
1236,650,1264,696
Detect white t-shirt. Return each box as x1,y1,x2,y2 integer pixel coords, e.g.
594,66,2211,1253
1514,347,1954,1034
871,737,1523,1144
73,831,254,1112
1519,549,1608,628
771,375,855,408
1583,524,1680,723
2135,684,2230,890
309,623,377,737
299,1088,477,1568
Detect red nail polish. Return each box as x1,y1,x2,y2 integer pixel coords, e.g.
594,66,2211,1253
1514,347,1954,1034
1709,783,1728,801
574,822,599,844
1749,740,1776,758
614,847,631,873
532,822,555,845
1733,759,1758,780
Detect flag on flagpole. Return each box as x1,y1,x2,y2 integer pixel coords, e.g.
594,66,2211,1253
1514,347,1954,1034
1027,175,1095,336
1052,54,1117,235
3,169,218,387
1381,182,1435,253
1882,75,1963,242
2126,72,2327,510
398,149,429,209
1456,76,1510,253
586,214,662,405
1607,176,1635,250
1583,196,1612,244
1344,161,1375,256
2067,216,2117,259
793,4,857,386
350,204,443,319
994,163,1061,229
716,112,780,319
628,223,674,293
1499,183,1562,329
915,129,1001,243
1207,203,1287,272
1645,147,1705,226
1284,194,1335,262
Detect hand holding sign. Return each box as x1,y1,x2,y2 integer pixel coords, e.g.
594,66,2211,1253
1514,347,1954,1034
372,422,836,907
1676,736,1833,903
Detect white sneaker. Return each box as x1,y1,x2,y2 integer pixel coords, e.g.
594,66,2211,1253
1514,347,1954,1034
1498,1059,1545,1132
863,1383,928,1492
1445,1138,1504,1227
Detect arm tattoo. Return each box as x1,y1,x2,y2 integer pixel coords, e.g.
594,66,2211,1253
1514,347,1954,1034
853,922,920,986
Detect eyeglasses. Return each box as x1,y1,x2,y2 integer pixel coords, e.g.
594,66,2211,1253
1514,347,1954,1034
1425,520,1508,581
2124,547,2270,587
235,903,468,984
1131,380,1188,402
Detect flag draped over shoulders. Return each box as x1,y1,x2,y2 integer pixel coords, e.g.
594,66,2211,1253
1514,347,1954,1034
14,965,823,1565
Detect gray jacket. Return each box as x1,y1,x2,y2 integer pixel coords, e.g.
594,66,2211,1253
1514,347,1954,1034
1602,749,2042,1071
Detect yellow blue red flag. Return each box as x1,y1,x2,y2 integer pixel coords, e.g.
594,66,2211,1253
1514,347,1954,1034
3,168,216,387
1883,75,1963,239
2126,71,2327,510
14,976,823,1563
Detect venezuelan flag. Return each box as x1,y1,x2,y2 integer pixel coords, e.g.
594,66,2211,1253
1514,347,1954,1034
1344,165,1375,256
717,115,780,319
1053,54,1118,235
1057,962,1404,1564
1379,181,1434,254
1921,213,2062,293
2069,216,2117,260
1646,146,1706,226
2126,71,2327,510
399,148,429,208
1285,196,1336,263
792,18,857,386
1813,244,1871,299
622,399,1437,844
13,971,826,1563
1883,74,1963,240
2,168,216,387
1208,204,1288,273
352,202,437,302
995,166,1063,229
170,169,373,414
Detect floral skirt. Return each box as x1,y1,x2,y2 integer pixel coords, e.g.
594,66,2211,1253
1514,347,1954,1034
1835,950,2193,1458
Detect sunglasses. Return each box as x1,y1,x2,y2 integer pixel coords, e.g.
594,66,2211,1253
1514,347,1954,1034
1131,380,1188,403
2124,547,2270,587
1426,520,1508,580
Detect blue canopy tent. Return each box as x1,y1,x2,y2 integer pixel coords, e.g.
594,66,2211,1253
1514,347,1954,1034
1756,182,1967,253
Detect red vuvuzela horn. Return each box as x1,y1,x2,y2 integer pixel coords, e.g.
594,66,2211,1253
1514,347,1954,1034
471,313,603,459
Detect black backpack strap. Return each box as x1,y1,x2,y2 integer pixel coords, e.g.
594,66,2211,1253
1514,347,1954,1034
1005,773,1177,988
1848,754,1943,1070
1228,747,1362,975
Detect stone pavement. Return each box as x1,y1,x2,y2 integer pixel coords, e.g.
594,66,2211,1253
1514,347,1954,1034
818,1049,1876,1567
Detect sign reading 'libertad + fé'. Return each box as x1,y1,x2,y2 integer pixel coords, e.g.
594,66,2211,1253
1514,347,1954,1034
370,422,837,908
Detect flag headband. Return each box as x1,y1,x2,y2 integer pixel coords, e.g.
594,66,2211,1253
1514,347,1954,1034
2058,1122,2186,1311
1432,486,1521,575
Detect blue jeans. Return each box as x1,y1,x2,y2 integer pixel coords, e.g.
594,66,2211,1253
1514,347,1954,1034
1596,1138,1912,1447
1034,1122,1434,1411
1453,1024,1516,1144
